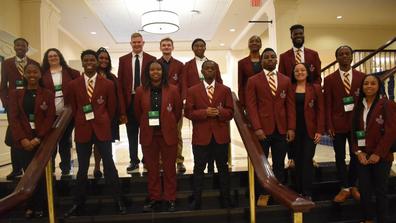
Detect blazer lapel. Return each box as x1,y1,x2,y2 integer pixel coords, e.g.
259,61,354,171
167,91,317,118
261,72,274,98
335,70,348,96
304,84,313,109
17,90,27,120
199,83,211,105
212,83,222,106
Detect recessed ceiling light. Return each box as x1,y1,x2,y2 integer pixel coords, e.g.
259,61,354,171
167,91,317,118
336,16,343,19
229,28,236,32
220,43,225,46
90,31,97,35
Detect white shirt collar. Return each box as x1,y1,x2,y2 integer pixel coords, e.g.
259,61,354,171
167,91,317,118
293,46,304,53
203,80,215,89
15,56,27,63
263,69,277,76
195,56,207,62
339,68,352,77
132,51,143,58
84,73,97,83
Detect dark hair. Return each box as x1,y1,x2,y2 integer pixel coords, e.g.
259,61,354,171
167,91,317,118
143,60,169,90
23,63,44,87
335,45,353,58
291,63,313,84
191,38,206,49
260,48,276,60
42,48,69,72
202,60,217,69
290,24,304,33
96,47,112,76
81,49,98,61
14,38,29,46
352,74,385,136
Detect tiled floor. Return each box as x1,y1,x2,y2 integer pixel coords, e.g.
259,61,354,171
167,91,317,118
0,118,395,179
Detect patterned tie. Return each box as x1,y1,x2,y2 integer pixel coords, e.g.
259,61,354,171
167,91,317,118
17,61,24,76
87,78,94,102
343,72,351,95
134,55,140,90
267,72,276,96
207,85,214,103
295,48,302,64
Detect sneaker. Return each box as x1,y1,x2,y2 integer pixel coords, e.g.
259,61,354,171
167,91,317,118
126,163,139,174
6,170,23,181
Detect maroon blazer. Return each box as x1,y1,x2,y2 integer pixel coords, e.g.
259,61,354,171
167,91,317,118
117,52,156,111
324,69,365,133
8,87,56,149
351,98,396,162
246,71,296,135
181,58,222,100
104,72,126,117
292,83,325,139
185,82,233,145
158,57,184,92
279,48,322,85
41,67,80,106
134,85,182,146
0,57,40,109
68,75,116,143
238,56,261,107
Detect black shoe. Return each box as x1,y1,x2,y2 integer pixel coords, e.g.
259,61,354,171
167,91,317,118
94,169,103,179
64,204,83,218
116,200,127,214
34,210,44,218
61,171,71,180
25,209,34,219
6,170,22,180
165,201,176,212
126,163,139,173
143,200,160,212
176,163,186,173
189,198,201,210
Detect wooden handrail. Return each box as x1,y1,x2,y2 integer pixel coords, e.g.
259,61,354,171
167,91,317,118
380,66,396,82
0,106,72,215
321,36,396,73
232,93,315,212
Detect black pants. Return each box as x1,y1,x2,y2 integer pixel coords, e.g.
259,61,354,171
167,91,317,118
74,134,121,205
20,148,46,211
291,131,316,196
192,137,230,202
10,146,23,173
333,132,358,188
52,121,74,173
259,130,288,184
126,96,141,164
357,160,391,223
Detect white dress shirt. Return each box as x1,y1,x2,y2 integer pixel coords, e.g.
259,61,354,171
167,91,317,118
131,51,143,94
84,73,97,89
264,69,278,88
52,70,64,114
195,56,207,79
293,46,305,63
362,98,371,130
339,68,353,84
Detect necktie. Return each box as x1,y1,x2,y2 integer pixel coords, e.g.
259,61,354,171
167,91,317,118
207,85,214,103
267,72,276,96
17,61,24,76
343,72,351,94
134,55,140,90
87,78,94,102
295,48,302,64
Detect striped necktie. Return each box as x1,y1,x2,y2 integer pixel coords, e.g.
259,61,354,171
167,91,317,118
267,72,276,96
343,72,351,95
295,48,302,64
87,78,94,102
17,61,24,76
207,85,214,103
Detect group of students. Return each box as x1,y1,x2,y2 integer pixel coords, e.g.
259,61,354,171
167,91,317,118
1,24,395,223
238,24,396,223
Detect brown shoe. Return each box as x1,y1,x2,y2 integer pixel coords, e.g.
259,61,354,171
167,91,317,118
350,187,360,201
257,195,270,207
333,189,351,203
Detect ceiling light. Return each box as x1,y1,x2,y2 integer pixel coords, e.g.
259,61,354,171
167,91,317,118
336,15,343,19
229,28,236,32
90,31,97,35
141,0,180,34
220,43,225,46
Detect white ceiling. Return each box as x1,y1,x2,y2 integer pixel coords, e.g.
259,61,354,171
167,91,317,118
51,0,396,52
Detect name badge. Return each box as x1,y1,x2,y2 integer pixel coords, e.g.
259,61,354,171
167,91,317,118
148,111,160,126
83,104,94,120
355,130,366,147
29,114,35,129
54,84,63,97
16,80,24,89
343,96,354,112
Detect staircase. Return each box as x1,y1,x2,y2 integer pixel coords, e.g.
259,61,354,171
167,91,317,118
1,164,396,223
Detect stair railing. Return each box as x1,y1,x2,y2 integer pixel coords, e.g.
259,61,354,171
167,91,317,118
232,93,314,223
0,106,72,222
